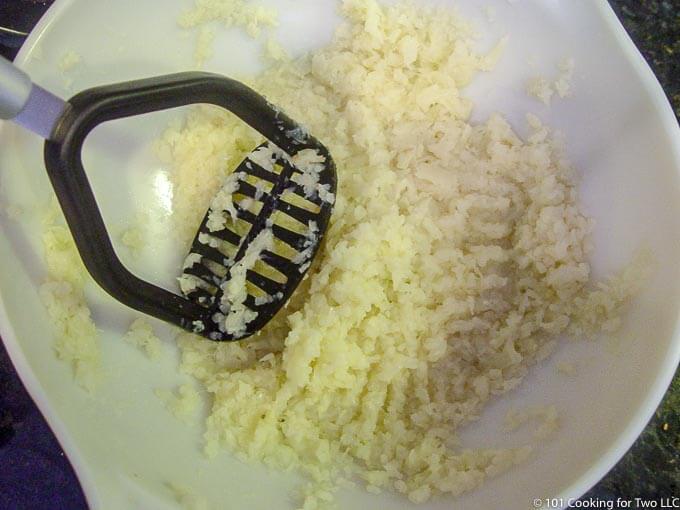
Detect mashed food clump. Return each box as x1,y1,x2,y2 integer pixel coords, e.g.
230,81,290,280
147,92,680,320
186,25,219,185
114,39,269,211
154,0,644,506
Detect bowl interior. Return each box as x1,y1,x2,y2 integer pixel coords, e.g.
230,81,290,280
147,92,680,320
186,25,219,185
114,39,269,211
0,0,679,509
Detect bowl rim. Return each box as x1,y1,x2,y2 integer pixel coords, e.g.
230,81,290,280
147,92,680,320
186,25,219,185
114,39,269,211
551,1,680,503
0,1,678,509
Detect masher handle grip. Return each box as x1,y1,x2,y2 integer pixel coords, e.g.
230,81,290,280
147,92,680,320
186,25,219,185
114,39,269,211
0,55,31,119
0,55,67,139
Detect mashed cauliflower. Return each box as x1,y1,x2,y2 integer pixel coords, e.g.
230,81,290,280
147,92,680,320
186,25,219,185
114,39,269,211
40,203,100,393
153,0,646,507
123,318,163,359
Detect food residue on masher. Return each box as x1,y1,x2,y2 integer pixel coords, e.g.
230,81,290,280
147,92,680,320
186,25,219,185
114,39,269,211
214,229,274,336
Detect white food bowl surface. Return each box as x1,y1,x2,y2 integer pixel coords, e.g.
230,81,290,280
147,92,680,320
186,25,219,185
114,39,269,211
0,1,678,509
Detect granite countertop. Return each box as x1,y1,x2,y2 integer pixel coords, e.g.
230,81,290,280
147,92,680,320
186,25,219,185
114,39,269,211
0,1,678,509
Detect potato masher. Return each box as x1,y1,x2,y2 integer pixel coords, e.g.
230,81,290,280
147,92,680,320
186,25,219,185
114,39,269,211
0,56,336,341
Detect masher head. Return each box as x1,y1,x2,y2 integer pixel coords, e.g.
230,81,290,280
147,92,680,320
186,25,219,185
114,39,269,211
180,141,336,340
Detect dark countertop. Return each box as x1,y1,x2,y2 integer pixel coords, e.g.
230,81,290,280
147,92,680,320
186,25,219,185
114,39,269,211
0,1,678,509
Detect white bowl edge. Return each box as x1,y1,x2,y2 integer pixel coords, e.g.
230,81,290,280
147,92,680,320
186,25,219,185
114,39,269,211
551,1,680,506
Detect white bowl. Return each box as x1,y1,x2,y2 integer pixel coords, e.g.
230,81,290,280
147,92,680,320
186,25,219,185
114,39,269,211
1,1,678,509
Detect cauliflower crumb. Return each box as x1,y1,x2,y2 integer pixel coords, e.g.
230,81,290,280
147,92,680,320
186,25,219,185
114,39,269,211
194,27,215,68
290,148,330,201
291,221,319,267
40,280,99,393
58,50,81,72
123,318,163,359
40,208,100,393
526,76,554,105
205,171,243,232
58,50,82,90
533,406,560,440
155,384,201,423
504,406,560,440
555,57,576,98
120,226,144,254
178,0,277,35
183,253,203,270
166,482,209,510
216,229,274,336
527,57,576,105
568,249,653,337
119,212,149,256
178,0,279,65
265,36,289,63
